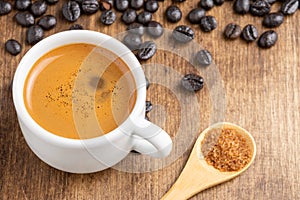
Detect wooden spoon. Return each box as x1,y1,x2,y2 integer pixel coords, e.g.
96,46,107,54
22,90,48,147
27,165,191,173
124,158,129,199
161,122,256,200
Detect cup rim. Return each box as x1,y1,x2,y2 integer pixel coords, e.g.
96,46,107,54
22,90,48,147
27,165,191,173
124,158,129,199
12,30,146,147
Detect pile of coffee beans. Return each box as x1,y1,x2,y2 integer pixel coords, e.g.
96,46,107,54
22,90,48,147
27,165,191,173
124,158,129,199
4,0,296,93
2,0,59,55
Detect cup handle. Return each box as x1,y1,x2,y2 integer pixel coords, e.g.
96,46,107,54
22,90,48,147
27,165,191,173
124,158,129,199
131,118,172,158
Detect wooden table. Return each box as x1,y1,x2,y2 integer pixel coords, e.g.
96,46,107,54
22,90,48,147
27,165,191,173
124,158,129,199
1,1,299,199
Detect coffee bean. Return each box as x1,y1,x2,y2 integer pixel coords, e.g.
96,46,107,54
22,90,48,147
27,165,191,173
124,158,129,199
130,0,144,10
147,21,164,38
262,12,284,28
123,33,142,50
137,11,152,25
115,0,129,11
234,0,250,14
172,25,195,43
181,74,204,92
214,0,224,6
99,0,113,10
250,0,270,16
145,0,159,13
46,0,59,4
145,77,150,89
137,41,157,60
224,23,241,39
241,24,258,42
37,15,57,30
187,8,206,24
15,12,35,27
62,1,81,22
82,0,99,14
281,0,298,15
26,25,44,45
199,16,217,32
121,9,137,24
0,1,12,15
30,0,47,17
199,0,214,11
100,10,116,25
195,50,212,66
145,101,153,113
258,30,278,48
15,0,31,11
69,24,84,30
166,5,182,23
5,39,22,56
127,22,145,35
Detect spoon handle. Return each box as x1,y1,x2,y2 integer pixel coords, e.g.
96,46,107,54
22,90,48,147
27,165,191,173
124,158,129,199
161,149,227,200
161,155,212,200
161,171,201,200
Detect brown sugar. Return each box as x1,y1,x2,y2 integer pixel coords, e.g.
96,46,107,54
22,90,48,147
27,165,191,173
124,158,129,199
201,128,252,172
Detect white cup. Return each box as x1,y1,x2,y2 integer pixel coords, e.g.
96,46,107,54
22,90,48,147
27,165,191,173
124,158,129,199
12,30,172,173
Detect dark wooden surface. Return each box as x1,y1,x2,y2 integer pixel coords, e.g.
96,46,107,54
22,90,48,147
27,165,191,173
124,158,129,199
1,0,299,199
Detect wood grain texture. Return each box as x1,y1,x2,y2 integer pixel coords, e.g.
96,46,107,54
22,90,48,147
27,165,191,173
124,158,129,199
0,1,299,200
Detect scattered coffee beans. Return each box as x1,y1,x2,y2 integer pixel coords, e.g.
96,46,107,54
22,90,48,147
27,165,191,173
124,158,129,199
200,16,217,32
30,0,47,17
82,0,99,14
121,9,137,24
5,39,22,55
262,12,284,28
100,10,116,25
199,0,214,11
145,101,153,113
15,12,35,27
123,33,142,50
26,25,44,45
224,23,241,39
137,11,152,25
181,74,204,92
145,0,159,13
172,25,195,43
0,1,12,15
15,0,31,11
258,30,278,48
62,1,81,22
195,50,213,66
37,15,57,30
130,0,144,10
147,21,164,38
69,24,84,30
127,22,145,35
281,0,299,15
241,24,258,42
250,0,270,16
165,5,182,23
115,0,129,11
137,41,157,60
187,8,206,24
234,0,250,15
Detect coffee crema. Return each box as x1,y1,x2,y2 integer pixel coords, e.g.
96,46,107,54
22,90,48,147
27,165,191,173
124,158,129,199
24,43,136,139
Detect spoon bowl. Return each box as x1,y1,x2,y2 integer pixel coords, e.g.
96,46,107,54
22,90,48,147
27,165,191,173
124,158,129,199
161,122,256,200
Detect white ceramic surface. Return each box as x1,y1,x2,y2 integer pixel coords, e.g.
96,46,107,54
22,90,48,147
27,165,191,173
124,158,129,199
12,30,172,173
